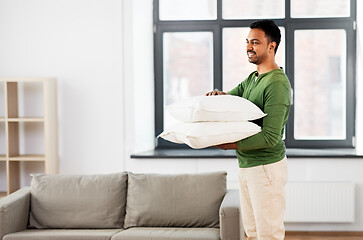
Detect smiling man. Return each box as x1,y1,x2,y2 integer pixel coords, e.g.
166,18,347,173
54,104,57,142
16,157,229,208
206,20,291,240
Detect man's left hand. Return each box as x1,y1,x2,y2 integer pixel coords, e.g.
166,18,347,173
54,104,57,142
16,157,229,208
212,142,238,150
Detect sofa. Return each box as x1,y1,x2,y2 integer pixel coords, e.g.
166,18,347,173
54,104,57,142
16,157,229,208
0,171,243,240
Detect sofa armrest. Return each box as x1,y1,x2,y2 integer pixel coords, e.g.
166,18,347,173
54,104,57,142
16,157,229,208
219,189,243,240
0,187,31,239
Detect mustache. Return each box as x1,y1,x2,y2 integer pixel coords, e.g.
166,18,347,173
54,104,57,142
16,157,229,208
247,50,256,54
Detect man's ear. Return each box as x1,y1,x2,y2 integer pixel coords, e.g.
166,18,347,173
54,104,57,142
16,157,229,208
269,42,277,53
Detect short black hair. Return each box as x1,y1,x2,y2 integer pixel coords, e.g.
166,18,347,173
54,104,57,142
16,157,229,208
250,20,281,54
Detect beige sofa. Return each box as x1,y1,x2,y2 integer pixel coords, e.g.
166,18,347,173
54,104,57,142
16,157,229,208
0,171,243,240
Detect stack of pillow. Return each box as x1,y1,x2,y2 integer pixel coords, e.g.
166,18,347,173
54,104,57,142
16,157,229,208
158,95,266,149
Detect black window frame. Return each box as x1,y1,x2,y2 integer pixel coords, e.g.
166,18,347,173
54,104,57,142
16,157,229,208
154,0,357,149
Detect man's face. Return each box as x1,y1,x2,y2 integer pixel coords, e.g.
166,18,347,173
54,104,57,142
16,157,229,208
246,28,270,65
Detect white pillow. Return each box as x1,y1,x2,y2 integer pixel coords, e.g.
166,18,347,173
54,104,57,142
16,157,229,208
158,122,261,149
166,95,266,122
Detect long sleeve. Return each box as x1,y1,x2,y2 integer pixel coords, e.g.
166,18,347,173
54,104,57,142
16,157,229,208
236,81,290,151
228,81,245,96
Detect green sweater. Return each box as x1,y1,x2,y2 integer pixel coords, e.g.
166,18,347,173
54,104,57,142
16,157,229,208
228,68,291,168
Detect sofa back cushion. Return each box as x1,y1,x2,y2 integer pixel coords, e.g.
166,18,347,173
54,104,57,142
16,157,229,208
124,172,227,229
29,172,128,229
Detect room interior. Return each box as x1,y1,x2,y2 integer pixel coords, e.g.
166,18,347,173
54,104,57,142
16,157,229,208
1,0,363,239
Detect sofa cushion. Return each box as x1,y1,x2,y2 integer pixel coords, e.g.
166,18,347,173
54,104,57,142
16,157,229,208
29,173,128,229
124,172,226,228
3,229,122,240
111,227,220,240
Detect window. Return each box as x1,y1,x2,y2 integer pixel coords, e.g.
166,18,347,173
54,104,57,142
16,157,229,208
154,0,356,149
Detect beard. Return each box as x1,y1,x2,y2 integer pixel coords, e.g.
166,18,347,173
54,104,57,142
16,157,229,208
247,50,267,65
247,51,259,64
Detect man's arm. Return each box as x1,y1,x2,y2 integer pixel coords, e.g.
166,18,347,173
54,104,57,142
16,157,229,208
235,81,290,150
228,77,248,96
214,80,290,151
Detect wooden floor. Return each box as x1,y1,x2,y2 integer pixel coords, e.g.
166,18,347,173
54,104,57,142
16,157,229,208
284,232,363,240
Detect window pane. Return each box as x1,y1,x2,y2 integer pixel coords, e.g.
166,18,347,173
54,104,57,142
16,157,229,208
291,0,350,18
223,27,285,92
159,0,216,20
163,32,213,128
223,0,284,19
294,30,346,140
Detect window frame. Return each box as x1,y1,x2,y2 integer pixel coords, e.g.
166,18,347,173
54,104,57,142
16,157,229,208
154,0,357,149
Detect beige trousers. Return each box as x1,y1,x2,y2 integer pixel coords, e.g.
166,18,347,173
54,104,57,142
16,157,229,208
238,157,288,240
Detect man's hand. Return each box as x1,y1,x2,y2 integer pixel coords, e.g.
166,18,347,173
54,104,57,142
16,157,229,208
206,89,228,96
212,142,238,150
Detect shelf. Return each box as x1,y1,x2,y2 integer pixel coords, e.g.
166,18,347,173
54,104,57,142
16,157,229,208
9,155,46,161
7,118,44,122
0,78,58,194
0,77,53,83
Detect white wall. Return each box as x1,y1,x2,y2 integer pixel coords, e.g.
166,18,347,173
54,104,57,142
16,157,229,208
0,0,362,232
0,0,125,175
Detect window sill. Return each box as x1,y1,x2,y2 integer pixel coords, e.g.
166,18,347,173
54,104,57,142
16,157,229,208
131,148,363,159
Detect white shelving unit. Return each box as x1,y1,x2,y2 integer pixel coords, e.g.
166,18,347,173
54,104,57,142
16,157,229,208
0,78,58,197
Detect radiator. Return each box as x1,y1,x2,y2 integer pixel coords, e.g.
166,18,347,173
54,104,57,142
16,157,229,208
284,182,355,223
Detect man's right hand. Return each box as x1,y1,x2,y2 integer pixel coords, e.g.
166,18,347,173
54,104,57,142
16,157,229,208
206,89,228,96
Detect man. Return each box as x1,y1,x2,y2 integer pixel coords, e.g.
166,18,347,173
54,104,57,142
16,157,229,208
206,20,291,240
